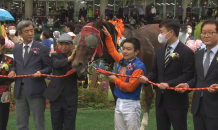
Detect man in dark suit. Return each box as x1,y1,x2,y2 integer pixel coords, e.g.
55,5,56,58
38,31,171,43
176,19,218,130
8,20,52,130
44,33,84,130
139,19,195,130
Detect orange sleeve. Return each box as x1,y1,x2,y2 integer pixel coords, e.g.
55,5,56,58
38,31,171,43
105,35,123,63
114,69,144,92
1,25,7,37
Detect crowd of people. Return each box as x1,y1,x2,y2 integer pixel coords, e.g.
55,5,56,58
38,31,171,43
0,3,218,130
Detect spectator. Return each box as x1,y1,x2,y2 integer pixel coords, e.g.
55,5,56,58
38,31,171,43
94,7,100,20
54,17,60,29
113,15,117,21
184,13,192,25
11,8,17,23
123,5,129,23
151,5,156,23
129,16,136,28
140,17,147,24
178,25,189,44
201,5,207,20
167,13,173,19
41,31,54,54
146,6,152,24
79,8,82,19
216,15,218,21
118,5,123,19
105,6,110,19
68,5,74,22
186,4,191,16
7,24,23,45
82,7,87,21
64,22,75,36
139,5,145,20
176,4,184,24
131,5,138,24
186,24,194,40
109,7,114,20
193,5,200,22
87,7,93,22
42,16,48,31
207,5,213,19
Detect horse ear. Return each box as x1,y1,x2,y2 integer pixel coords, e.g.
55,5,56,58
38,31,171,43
81,16,86,26
96,15,103,29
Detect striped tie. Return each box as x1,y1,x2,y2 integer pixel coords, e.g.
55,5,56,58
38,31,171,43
164,46,172,67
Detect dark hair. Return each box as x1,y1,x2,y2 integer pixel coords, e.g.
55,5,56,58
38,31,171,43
186,23,192,27
123,38,140,51
201,19,218,33
0,36,5,46
159,19,180,37
8,23,16,27
42,31,50,39
65,22,75,32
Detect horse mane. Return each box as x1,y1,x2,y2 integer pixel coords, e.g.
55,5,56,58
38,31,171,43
124,24,135,30
94,21,117,49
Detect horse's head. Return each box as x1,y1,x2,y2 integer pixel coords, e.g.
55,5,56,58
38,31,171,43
72,17,117,73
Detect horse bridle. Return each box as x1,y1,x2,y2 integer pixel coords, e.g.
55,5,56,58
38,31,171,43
78,22,104,62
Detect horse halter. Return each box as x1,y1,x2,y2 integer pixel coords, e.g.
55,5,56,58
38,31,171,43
78,22,104,62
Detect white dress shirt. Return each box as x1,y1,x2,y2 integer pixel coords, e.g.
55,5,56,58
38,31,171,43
165,39,180,56
203,44,218,65
151,7,156,14
22,41,33,58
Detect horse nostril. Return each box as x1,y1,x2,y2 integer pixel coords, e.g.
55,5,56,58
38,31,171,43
78,62,83,67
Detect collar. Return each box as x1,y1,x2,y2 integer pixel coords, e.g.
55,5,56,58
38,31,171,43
23,40,33,48
168,39,179,50
204,44,218,54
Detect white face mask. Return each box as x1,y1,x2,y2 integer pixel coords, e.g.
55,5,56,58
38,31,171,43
40,35,43,40
9,29,16,35
187,28,192,34
158,31,171,44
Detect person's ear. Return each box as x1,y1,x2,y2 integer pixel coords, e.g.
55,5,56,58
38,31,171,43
135,50,139,55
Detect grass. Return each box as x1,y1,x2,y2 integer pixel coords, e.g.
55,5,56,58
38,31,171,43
7,109,194,130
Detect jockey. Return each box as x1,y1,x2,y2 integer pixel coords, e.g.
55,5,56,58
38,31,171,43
102,26,146,130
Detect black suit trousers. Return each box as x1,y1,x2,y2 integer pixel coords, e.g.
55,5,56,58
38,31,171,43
156,94,188,130
193,97,218,130
50,94,78,130
0,103,10,130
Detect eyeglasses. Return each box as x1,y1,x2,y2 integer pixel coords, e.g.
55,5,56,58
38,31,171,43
201,32,217,36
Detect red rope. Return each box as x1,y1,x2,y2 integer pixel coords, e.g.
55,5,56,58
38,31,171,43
95,68,218,91
1,69,75,78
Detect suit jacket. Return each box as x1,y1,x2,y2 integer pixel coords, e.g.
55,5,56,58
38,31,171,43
188,49,218,118
43,53,84,106
147,42,195,109
11,41,52,98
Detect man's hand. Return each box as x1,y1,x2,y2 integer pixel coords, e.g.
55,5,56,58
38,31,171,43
108,75,116,83
139,75,148,84
68,48,77,62
158,83,169,90
102,26,110,36
208,84,218,93
8,71,16,78
33,71,41,77
175,83,189,93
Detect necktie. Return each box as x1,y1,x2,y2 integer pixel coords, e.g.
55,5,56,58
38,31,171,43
201,49,212,97
203,49,212,77
164,46,172,67
23,45,29,65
